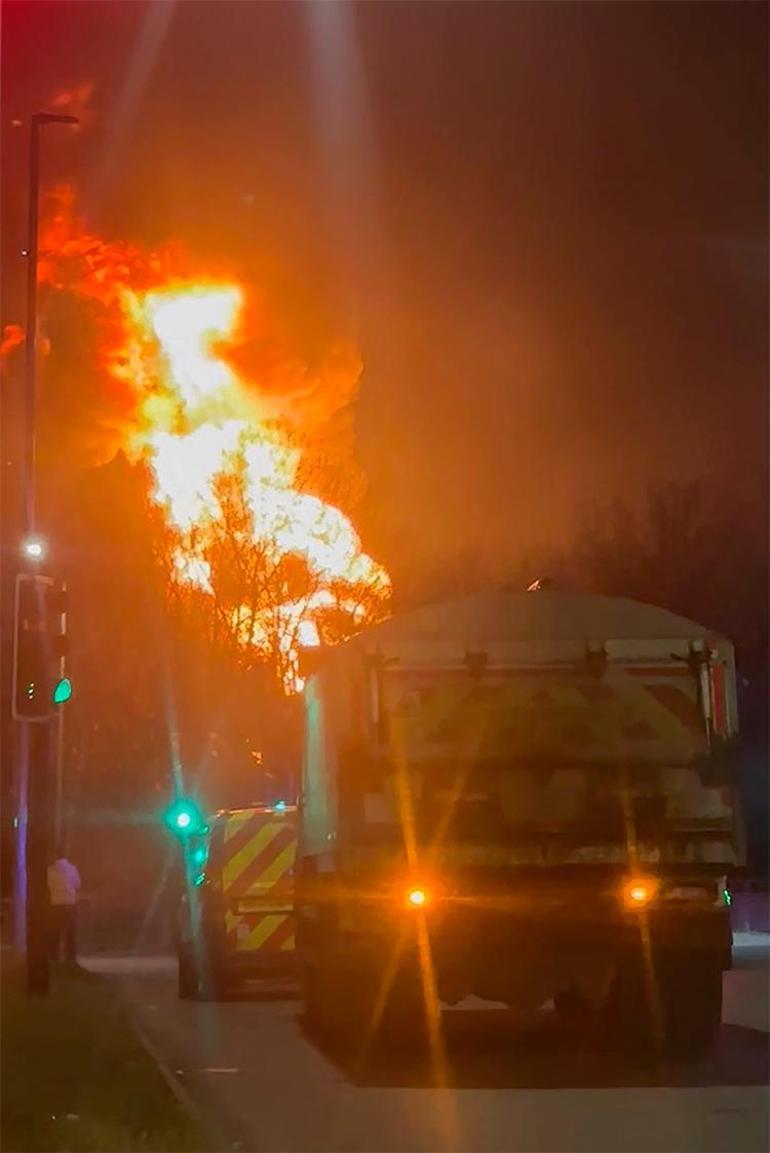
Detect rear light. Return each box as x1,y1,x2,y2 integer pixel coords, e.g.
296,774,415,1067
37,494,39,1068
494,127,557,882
621,875,659,910
406,886,429,908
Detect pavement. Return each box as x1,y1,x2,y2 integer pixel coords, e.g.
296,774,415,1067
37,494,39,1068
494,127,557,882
84,941,770,1153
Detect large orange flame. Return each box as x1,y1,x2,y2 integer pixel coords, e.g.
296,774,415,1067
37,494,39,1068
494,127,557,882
35,187,390,688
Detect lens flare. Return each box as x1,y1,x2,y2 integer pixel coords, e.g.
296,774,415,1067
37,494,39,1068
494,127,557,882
406,887,428,908
622,876,659,910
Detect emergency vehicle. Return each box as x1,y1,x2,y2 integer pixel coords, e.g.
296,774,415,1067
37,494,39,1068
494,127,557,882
176,803,297,1000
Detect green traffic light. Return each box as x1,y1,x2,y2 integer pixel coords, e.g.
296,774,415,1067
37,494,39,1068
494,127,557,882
52,677,72,705
163,798,204,838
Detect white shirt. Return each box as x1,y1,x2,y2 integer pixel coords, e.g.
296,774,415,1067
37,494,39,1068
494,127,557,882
47,858,81,906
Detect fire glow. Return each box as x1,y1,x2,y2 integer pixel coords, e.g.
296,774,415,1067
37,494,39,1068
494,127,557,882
131,282,390,681
34,188,391,688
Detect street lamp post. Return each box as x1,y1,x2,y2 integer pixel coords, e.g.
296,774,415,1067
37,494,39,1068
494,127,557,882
23,112,78,530
15,112,78,995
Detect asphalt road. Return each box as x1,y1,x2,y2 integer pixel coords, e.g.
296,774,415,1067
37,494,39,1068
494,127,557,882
86,944,769,1153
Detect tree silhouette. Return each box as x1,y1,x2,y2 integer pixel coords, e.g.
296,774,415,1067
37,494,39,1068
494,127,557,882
573,479,768,872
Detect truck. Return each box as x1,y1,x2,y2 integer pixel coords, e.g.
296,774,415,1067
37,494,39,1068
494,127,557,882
294,590,743,1055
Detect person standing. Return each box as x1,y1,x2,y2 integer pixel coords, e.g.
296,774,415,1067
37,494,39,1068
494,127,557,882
47,845,81,962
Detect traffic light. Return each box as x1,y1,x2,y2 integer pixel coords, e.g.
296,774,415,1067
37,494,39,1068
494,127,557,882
163,798,206,839
12,575,69,722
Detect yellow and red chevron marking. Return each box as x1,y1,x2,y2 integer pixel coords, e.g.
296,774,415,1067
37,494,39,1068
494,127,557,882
225,910,295,954
221,813,296,903
625,667,704,737
386,665,708,757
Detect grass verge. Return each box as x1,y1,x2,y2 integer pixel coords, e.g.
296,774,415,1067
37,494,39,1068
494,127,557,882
1,954,209,1152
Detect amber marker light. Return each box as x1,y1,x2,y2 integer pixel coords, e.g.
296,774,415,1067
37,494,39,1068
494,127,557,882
406,886,429,908
621,876,659,910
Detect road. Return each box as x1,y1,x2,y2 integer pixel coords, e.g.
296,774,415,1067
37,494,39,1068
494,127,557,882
86,944,769,1153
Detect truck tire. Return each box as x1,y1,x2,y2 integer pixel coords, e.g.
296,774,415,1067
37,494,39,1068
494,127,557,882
299,960,327,1032
554,987,594,1036
604,956,660,1055
606,952,723,1059
299,927,435,1055
658,955,723,1058
301,958,366,1054
376,972,436,1051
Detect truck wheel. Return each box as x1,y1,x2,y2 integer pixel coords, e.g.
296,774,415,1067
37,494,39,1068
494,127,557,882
377,973,437,1051
659,956,723,1058
603,956,661,1055
301,960,366,1054
605,953,723,1059
300,961,326,1032
554,987,593,1036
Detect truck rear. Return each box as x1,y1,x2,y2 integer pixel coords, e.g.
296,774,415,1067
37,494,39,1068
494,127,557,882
295,591,742,1055
177,804,297,999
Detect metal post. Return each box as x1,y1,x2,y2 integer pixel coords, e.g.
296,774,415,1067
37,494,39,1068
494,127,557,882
23,118,40,535
15,112,78,995
20,116,47,995
15,117,41,968
53,584,67,844
13,725,29,955
54,709,65,846
26,723,51,995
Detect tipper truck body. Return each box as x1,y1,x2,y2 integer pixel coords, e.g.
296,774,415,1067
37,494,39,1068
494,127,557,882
295,591,743,1054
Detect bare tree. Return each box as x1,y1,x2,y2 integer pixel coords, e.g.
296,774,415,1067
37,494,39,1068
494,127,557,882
160,460,390,691
573,479,768,742
574,479,749,623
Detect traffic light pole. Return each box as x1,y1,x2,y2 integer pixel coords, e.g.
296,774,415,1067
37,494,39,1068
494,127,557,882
53,583,68,843
14,116,40,969
15,112,78,995
13,725,29,956
53,708,65,845
17,115,48,994
26,724,52,994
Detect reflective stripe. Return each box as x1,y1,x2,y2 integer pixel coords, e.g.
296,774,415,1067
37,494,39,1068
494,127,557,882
221,825,284,894
222,812,268,861
225,911,295,954
220,810,297,957
253,839,296,893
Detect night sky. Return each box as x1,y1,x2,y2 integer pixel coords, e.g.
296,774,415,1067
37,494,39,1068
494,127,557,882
2,0,767,576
